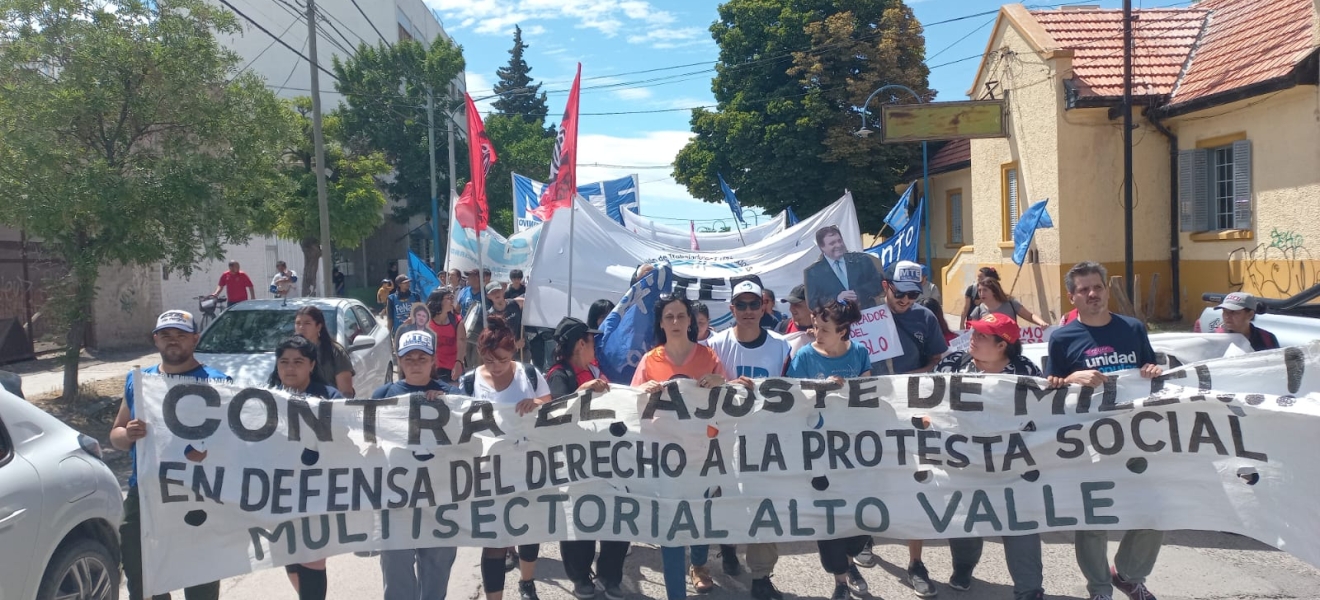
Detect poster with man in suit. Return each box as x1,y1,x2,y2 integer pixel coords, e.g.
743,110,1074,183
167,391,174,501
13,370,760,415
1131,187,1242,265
804,225,884,309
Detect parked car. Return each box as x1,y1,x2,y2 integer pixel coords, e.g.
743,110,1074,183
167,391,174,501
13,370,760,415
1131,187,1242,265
193,297,393,392
1194,288,1320,348
0,378,123,600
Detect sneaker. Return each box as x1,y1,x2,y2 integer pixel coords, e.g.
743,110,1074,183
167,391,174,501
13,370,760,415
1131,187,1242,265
948,568,972,592
721,545,741,576
751,577,784,600
846,565,869,596
908,561,938,597
690,565,715,593
1112,568,1157,600
506,548,519,572
602,582,625,600
571,579,597,600
832,582,851,600
519,580,540,600
1090,595,1114,600
853,541,877,568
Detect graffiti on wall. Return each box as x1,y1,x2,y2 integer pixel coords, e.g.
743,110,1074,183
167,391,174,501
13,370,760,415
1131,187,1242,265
1226,228,1317,298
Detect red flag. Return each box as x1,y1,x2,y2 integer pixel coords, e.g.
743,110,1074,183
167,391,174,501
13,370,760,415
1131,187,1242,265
455,93,498,231
530,64,581,221
689,221,700,251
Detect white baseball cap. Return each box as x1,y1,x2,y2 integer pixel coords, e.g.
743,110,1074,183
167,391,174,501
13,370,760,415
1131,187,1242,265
885,260,924,294
398,331,435,356
731,280,764,300
153,310,196,334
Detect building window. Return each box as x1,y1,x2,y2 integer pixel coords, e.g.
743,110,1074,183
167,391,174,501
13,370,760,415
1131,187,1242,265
1179,137,1252,233
947,189,964,246
1000,163,1020,242
397,24,413,41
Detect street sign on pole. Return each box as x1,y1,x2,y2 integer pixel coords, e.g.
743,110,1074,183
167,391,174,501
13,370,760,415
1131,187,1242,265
879,100,1007,143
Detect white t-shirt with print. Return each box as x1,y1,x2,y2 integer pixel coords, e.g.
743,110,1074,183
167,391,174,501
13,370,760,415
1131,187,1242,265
470,363,549,404
706,328,791,379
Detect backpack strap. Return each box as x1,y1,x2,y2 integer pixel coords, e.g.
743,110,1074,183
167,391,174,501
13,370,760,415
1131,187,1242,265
522,362,539,393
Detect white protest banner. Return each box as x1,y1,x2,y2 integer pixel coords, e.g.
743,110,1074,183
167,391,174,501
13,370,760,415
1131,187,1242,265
523,193,862,330
138,344,1320,594
620,209,788,250
446,214,542,281
849,305,902,362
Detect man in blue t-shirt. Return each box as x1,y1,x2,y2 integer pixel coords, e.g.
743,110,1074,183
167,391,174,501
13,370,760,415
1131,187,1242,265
1046,261,1163,600
110,310,230,600
387,274,423,333
371,331,460,600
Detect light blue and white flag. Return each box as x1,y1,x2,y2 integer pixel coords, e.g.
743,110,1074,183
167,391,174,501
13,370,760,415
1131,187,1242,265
513,173,640,231
883,182,916,231
407,251,440,294
1012,198,1054,266
596,261,673,384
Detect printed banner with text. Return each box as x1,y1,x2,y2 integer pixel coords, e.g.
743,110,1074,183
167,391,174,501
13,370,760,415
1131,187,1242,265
137,344,1320,594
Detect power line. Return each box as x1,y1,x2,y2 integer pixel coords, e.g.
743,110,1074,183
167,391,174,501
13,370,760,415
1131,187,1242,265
216,0,338,81
233,14,301,78
349,0,388,44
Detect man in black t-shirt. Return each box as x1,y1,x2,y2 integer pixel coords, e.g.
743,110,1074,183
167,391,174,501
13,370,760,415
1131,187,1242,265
1047,261,1163,600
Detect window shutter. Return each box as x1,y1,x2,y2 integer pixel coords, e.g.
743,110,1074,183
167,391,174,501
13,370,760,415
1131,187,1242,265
1178,149,1196,231
1182,149,1210,231
1231,139,1252,230
950,193,963,244
1008,169,1019,231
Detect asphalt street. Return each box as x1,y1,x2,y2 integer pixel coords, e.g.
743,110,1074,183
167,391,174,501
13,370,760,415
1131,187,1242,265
131,531,1320,600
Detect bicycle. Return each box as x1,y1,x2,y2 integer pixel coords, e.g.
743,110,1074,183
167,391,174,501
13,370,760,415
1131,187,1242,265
195,295,227,331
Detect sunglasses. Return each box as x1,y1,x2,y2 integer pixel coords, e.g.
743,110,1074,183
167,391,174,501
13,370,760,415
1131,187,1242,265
893,291,921,300
733,300,764,311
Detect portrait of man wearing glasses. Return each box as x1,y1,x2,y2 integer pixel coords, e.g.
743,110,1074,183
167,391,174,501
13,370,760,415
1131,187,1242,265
803,225,884,310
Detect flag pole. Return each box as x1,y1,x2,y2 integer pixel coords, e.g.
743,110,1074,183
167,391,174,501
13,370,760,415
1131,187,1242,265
567,198,576,318
733,214,746,246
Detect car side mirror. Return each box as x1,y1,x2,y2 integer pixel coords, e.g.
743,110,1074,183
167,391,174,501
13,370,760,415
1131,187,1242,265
349,336,376,352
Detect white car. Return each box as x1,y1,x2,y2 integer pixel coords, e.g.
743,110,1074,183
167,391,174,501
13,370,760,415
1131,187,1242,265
194,298,394,393
0,377,123,600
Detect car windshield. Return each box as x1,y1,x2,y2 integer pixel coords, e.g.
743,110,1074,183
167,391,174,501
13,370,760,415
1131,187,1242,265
196,308,339,354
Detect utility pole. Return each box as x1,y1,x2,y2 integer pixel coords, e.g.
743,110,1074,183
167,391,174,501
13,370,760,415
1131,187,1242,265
307,0,334,297
447,91,457,269
1122,0,1135,301
428,86,442,271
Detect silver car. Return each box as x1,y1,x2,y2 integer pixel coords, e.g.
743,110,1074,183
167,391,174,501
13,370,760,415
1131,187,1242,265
193,297,394,393
0,377,123,600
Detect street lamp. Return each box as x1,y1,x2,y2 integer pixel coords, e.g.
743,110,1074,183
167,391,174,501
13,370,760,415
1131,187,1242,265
856,84,932,274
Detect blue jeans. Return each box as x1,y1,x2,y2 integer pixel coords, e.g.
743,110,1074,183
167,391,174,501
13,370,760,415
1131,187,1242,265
380,547,457,600
660,545,710,600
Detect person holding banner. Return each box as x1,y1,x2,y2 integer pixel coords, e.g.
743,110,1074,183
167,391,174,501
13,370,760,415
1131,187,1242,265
1047,261,1163,600
371,331,460,600
463,316,552,600
630,294,728,598
112,310,229,600
784,300,871,600
707,280,790,600
294,305,356,398
426,289,466,382
874,260,950,597
266,335,345,600
1213,292,1280,351
545,317,628,600
934,313,1045,598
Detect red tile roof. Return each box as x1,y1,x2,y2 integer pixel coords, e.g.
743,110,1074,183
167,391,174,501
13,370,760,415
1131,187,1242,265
1031,8,1209,99
928,139,970,173
1168,0,1316,106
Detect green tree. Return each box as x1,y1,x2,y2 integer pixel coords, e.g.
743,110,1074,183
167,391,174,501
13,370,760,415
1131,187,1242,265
277,99,390,294
491,25,550,124
333,38,466,222
672,0,930,232
481,26,556,234
0,0,295,399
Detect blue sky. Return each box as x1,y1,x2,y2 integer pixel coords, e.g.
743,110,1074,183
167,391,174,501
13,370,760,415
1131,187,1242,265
424,0,1139,228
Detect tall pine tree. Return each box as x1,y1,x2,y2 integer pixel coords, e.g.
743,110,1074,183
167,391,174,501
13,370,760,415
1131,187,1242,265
492,25,550,123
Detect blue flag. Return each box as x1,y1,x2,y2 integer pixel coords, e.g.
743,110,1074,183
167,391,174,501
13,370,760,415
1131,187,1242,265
717,173,747,226
883,182,915,231
786,206,799,226
865,196,924,269
1012,199,1054,266
407,251,440,294
596,261,674,384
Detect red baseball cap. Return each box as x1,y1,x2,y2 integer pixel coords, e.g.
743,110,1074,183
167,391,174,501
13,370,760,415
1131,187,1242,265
968,312,1020,344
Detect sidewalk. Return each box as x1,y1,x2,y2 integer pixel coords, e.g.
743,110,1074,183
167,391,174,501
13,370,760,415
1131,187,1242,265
4,346,157,398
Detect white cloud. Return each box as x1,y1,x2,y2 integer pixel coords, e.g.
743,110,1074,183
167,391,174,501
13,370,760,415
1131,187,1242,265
612,88,653,101
576,131,721,218
425,0,699,48
464,72,498,114
522,24,546,36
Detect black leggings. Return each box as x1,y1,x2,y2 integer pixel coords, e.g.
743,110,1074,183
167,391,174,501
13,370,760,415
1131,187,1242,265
283,564,327,600
817,535,871,575
481,545,540,593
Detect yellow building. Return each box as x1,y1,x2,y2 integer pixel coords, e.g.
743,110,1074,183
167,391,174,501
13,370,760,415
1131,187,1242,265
932,0,1320,323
